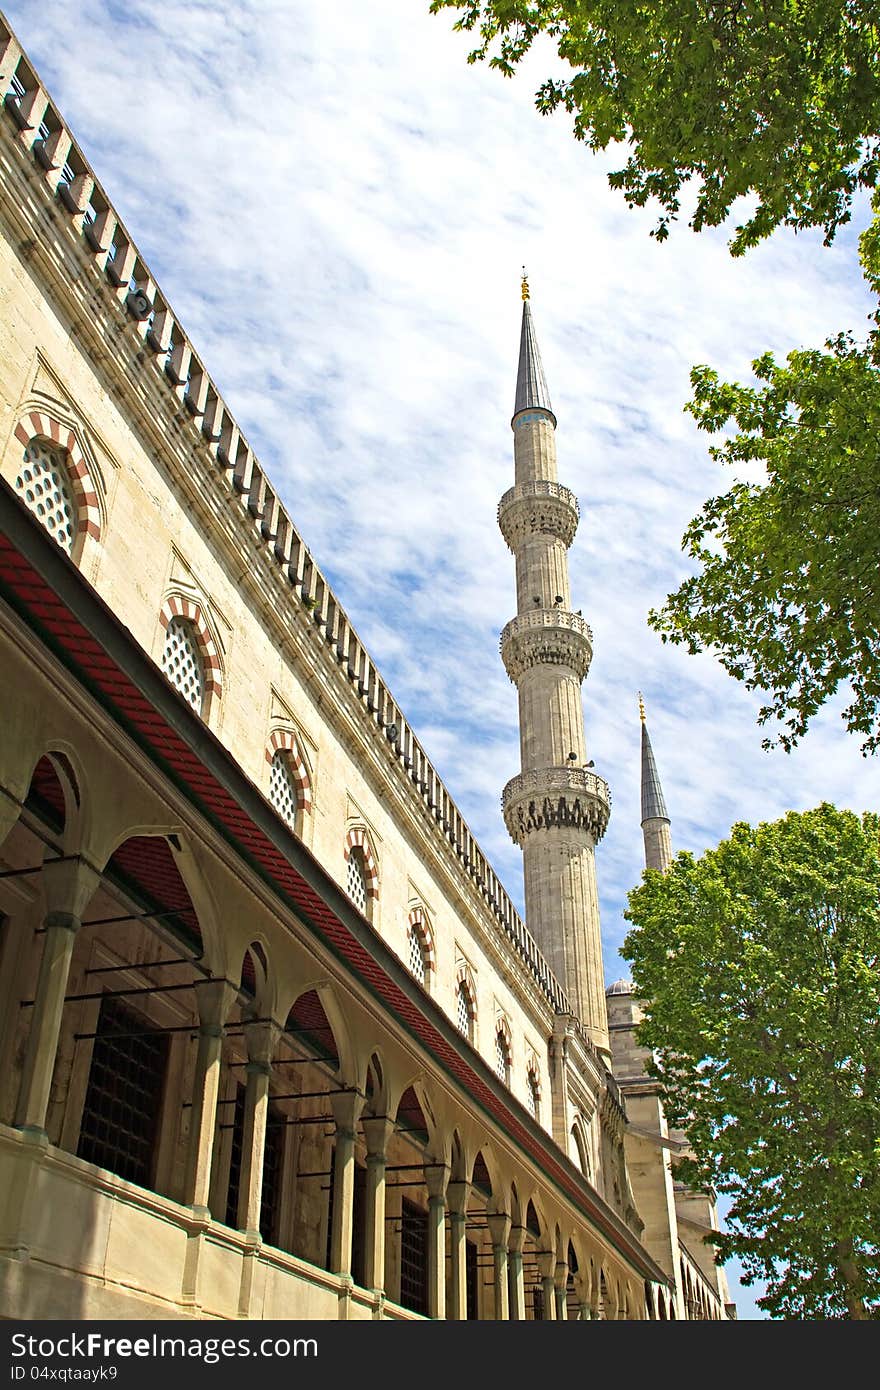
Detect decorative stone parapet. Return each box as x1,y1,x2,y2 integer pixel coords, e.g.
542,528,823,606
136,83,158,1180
497,480,579,551
500,608,593,683
502,766,611,845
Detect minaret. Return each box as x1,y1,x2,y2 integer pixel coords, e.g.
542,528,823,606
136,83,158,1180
500,276,611,1060
639,694,672,873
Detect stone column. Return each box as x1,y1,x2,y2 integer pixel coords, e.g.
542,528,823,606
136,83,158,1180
361,1115,395,1292
487,1211,512,1321
328,1088,364,1276
184,979,238,1213
447,1180,471,1320
15,856,99,1134
555,1259,569,1320
508,1224,527,1320
537,1250,557,1321
425,1162,450,1320
236,1020,277,1234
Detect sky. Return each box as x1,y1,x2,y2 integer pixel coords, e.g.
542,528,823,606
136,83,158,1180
5,0,877,1319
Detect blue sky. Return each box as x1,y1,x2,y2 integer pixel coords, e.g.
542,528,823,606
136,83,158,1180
6,0,877,1319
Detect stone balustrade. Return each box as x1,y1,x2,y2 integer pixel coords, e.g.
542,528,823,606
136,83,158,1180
497,479,580,551
500,608,593,683
502,766,612,846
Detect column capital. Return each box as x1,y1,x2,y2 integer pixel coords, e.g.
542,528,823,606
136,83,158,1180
243,1017,280,1067
555,1259,569,1290
330,1087,364,1136
486,1210,512,1249
362,1114,395,1159
424,1162,450,1203
195,978,239,1032
536,1249,556,1280
42,854,100,920
508,1223,527,1254
447,1179,471,1217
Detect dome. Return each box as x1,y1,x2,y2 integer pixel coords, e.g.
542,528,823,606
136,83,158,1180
606,978,633,995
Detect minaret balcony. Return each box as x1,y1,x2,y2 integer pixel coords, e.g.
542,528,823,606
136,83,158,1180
497,480,580,552
502,766,611,846
500,608,593,683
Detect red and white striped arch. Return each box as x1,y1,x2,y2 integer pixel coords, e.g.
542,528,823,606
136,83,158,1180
159,595,223,699
14,412,102,541
266,728,313,814
344,826,379,898
526,1052,542,1101
495,1013,512,1053
407,905,436,972
455,960,476,1014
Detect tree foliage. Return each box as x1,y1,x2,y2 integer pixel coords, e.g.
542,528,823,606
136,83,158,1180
623,804,880,1319
428,0,880,253
649,327,880,753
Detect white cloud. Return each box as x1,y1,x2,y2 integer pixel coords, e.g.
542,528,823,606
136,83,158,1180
7,0,877,1318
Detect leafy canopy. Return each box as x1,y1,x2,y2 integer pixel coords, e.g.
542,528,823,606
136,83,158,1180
428,0,880,253
649,324,880,754
623,803,880,1319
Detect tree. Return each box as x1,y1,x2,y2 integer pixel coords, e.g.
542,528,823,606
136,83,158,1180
622,803,880,1319
648,334,880,754
428,0,880,252
430,0,880,752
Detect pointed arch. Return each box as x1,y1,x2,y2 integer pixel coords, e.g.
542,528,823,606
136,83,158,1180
407,904,436,972
13,411,102,543
158,594,223,701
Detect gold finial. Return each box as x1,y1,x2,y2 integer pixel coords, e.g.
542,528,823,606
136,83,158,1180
521,267,530,301
638,691,646,723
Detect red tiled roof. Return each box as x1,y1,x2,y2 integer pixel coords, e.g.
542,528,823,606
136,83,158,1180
0,504,666,1284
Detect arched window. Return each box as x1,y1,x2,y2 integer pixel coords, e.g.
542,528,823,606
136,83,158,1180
571,1123,592,1179
456,977,475,1043
347,845,369,914
14,439,77,555
408,919,428,986
344,827,378,922
269,749,303,831
494,1026,511,1086
526,1066,541,1121
161,617,205,713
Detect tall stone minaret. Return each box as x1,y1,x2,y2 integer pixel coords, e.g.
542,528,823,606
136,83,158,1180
500,276,611,1061
639,694,672,873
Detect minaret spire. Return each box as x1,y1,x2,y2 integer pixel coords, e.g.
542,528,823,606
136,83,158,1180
499,281,611,1061
514,274,556,424
639,695,672,872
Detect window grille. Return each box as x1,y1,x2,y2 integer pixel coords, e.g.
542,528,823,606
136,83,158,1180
399,1199,428,1316
224,1086,247,1228
346,847,368,914
161,616,205,713
269,750,300,829
76,995,169,1188
495,1029,510,1085
14,441,77,555
408,924,427,985
456,980,473,1041
466,1238,479,1320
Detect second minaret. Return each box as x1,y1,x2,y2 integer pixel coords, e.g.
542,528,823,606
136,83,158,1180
500,279,611,1060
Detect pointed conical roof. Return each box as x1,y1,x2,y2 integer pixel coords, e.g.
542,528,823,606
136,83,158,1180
640,718,669,824
513,299,556,425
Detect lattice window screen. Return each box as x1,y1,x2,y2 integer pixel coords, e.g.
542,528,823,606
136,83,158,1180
15,441,77,555
456,981,473,1040
408,927,426,984
161,617,205,712
347,848,368,914
269,751,300,828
